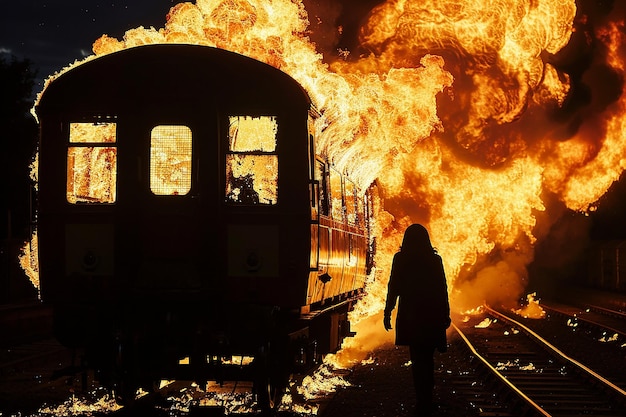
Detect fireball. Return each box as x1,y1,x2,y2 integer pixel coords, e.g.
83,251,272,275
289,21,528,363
23,0,626,366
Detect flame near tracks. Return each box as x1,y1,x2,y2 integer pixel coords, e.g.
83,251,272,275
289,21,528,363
20,0,626,388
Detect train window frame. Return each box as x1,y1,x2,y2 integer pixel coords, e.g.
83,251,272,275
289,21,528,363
356,189,365,227
308,114,318,218
316,160,330,217
329,167,345,221
224,115,279,206
149,125,193,196
66,121,117,204
344,178,357,226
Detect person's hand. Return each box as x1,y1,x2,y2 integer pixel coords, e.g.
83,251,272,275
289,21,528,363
383,315,392,331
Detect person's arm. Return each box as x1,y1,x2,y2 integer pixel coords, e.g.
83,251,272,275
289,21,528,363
438,256,451,328
383,254,400,330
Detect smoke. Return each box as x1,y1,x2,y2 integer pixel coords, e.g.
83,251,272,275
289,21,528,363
451,252,531,313
303,0,385,56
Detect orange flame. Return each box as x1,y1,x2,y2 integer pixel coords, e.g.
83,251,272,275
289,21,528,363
25,0,626,369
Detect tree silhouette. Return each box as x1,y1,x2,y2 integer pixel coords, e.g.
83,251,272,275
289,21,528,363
1,55,38,240
1,55,39,303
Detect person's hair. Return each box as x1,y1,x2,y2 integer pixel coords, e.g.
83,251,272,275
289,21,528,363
400,224,436,254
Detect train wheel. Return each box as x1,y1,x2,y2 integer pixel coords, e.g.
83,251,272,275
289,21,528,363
255,345,289,415
112,378,137,406
110,337,139,406
256,371,288,415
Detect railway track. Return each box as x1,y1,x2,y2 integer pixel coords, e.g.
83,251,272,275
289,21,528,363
4,296,626,416
0,302,53,347
0,339,324,417
540,300,626,340
453,306,626,416
0,338,69,377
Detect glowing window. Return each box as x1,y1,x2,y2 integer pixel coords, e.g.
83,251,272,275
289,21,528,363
316,161,330,216
356,190,365,227
225,116,278,205
67,122,117,204
329,168,344,221
150,125,192,196
229,116,277,152
345,179,357,225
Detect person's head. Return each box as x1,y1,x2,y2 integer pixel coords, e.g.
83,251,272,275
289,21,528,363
401,224,435,254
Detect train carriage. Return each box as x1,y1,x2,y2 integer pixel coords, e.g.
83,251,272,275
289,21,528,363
35,44,373,411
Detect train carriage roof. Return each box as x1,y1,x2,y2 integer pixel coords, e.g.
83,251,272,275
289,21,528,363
36,43,313,115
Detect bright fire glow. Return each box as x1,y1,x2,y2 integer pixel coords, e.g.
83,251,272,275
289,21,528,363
226,116,279,205
20,0,626,401
474,317,493,328
513,292,546,319
150,125,193,196
67,122,117,203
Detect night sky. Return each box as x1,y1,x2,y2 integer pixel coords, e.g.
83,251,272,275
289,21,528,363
2,1,183,89
1,0,382,91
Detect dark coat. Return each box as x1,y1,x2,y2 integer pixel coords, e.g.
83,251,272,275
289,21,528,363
384,250,450,349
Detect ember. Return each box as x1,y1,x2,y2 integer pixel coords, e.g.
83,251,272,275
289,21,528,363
37,388,122,416
475,318,493,328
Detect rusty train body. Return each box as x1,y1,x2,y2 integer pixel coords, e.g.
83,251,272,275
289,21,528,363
35,44,373,409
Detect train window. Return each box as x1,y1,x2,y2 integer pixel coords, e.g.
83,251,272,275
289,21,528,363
67,122,117,204
329,168,344,221
228,116,277,152
150,125,192,196
225,116,278,205
345,179,357,225
356,190,365,227
316,161,330,216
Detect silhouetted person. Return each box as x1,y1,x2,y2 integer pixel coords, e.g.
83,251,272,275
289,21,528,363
383,224,451,417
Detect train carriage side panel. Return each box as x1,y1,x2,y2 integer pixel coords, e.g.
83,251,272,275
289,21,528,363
306,160,370,307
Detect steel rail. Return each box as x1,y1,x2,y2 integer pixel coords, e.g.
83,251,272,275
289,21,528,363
586,304,626,319
541,303,626,339
451,322,552,417
486,306,626,399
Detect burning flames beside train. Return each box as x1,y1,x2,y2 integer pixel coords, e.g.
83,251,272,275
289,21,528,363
33,44,375,411
16,0,626,413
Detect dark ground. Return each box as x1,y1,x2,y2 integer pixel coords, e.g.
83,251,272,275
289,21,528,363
5,287,625,416
0,332,477,417
319,286,626,417
318,332,480,417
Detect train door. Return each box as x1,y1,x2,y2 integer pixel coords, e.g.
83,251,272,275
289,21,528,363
134,122,205,291
62,119,117,303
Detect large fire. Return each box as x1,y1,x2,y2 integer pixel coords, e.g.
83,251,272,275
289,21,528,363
22,0,626,386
